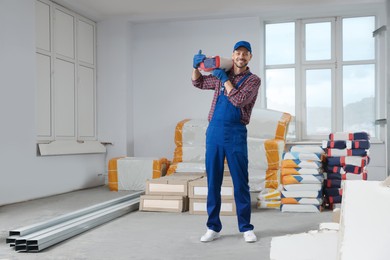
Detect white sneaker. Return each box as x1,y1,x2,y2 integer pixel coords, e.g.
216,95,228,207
243,230,257,243
200,229,220,242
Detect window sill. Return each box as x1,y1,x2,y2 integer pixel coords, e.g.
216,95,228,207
37,140,106,156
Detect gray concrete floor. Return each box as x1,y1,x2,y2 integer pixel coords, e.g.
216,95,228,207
0,186,332,260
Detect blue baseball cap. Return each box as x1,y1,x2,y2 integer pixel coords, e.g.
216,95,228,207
233,41,252,53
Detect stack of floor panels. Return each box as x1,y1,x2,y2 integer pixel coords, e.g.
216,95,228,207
6,192,142,252
280,145,325,213
188,175,236,215
139,173,204,213
322,132,370,209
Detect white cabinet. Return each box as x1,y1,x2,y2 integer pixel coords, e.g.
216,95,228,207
35,0,96,143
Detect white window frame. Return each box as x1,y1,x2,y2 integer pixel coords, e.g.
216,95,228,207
263,13,385,142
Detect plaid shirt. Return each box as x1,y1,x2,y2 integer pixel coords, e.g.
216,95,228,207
192,68,261,125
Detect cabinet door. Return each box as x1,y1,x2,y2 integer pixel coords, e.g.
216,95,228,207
35,0,51,52
78,65,95,138
54,8,74,59
78,20,94,65
54,58,75,138
36,53,52,138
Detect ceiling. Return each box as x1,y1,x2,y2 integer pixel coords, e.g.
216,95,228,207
53,0,385,22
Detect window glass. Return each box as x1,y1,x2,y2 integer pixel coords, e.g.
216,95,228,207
305,22,331,61
306,69,332,136
265,68,295,116
343,16,375,61
343,64,375,136
265,23,295,65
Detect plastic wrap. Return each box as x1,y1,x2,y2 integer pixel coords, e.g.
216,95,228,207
108,157,169,191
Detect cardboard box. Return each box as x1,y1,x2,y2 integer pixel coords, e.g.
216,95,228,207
188,177,234,199
139,195,189,212
189,198,236,215
145,174,203,196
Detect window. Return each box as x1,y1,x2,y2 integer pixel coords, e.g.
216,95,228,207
265,16,378,141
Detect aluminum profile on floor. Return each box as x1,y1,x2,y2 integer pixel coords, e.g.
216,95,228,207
6,191,143,252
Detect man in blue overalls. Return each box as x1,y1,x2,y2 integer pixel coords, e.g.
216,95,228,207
192,41,261,243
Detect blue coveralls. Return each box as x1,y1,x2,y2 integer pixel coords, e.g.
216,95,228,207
205,73,254,233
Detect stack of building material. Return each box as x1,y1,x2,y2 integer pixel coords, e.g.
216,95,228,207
322,132,370,209
280,145,325,213
167,110,291,192
6,192,143,252
247,109,291,203
108,157,170,191
188,174,236,215
139,173,204,212
167,109,292,210
337,179,390,260
166,119,208,175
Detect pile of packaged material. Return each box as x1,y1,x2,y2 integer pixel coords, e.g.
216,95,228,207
279,145,325,213
166,119,208,175
322,132,370,209
108,157,170,191
165,110,292,211
247,109,291,204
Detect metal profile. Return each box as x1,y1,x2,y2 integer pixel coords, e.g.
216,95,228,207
7,192,142,252
13,199,128,246
22,200,139,252
9,191,143,236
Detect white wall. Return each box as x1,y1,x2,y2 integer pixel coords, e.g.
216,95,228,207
132,17,261,159
0,0,105,206
97,19,134,160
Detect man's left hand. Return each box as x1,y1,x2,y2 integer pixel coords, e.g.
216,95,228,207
212,68,229,84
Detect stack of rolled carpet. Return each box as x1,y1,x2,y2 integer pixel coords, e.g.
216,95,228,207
280,145,326,213
322,132,370,209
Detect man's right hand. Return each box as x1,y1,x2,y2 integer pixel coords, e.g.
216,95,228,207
193,50,206,69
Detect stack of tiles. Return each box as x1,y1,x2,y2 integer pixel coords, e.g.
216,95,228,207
139,172,204,213
280,145,325,213
322,132,370,209
188,175,236,215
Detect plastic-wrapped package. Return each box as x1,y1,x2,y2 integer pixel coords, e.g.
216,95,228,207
108,157,170,191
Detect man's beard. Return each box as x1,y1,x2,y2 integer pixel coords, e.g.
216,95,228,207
234,59,248,68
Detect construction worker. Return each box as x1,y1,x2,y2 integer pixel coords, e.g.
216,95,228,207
191,41,261,243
